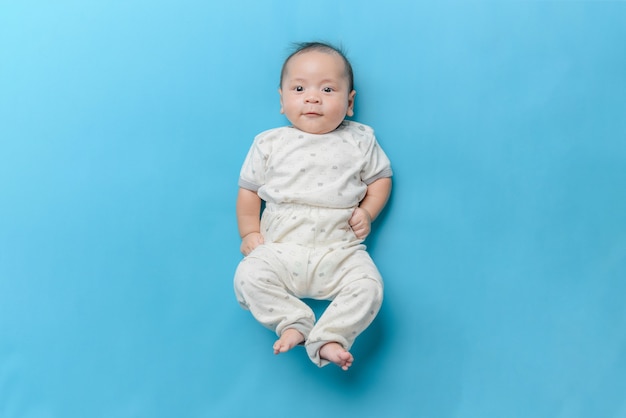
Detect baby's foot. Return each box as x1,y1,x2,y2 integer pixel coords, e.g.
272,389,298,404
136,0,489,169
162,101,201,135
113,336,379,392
273,329,305,354
319,342,353,371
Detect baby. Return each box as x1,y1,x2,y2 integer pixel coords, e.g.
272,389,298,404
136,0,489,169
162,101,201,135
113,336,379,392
234,41,392,371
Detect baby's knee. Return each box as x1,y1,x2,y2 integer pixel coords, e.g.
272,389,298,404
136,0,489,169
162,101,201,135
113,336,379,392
233,257,262,298
344,276,383,307
362,277,383,304
233,254,284,296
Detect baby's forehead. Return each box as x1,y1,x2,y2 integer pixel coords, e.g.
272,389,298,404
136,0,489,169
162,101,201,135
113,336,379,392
284,50,349,76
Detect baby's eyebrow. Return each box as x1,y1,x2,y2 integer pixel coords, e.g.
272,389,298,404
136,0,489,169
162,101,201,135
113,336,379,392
287,77,340,84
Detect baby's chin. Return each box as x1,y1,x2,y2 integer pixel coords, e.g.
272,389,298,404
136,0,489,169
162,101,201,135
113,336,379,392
291,120,345,135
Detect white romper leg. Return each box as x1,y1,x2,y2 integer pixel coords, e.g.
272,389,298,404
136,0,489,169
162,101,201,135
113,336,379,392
304,244,383,367
234,243,316,340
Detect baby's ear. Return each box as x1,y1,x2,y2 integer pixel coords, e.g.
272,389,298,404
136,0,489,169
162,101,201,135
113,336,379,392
278,88,284,114
346,90,356,117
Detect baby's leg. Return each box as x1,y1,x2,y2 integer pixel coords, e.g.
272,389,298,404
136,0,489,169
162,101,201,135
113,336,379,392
234,246,315,350
306,278,381,369
306,249,383,369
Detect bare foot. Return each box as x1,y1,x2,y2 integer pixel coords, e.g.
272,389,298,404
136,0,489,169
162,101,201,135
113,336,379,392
273,329,305,354
319,342,353,371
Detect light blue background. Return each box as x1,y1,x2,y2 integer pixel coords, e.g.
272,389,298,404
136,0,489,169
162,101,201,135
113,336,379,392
1,1,625,417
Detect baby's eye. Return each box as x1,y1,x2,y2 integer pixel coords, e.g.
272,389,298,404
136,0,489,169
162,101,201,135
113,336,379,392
322,87,333,93
294,86,304,92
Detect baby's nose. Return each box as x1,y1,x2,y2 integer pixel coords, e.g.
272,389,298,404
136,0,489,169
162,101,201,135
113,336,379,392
305,94,320,103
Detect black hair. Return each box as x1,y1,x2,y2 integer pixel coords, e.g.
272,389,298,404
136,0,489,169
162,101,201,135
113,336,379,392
279,41,354,92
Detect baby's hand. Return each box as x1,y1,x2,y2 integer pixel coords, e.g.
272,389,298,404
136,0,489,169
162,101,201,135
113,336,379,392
240,232,264,256
349,207,372,240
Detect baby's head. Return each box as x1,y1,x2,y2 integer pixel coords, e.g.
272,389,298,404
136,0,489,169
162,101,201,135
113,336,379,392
279,42,356,135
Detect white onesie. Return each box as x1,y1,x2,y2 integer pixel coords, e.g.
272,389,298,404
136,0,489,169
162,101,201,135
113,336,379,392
234,120,392,366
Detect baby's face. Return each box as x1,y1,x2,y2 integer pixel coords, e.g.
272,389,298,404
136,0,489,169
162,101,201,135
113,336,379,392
279,50,355,135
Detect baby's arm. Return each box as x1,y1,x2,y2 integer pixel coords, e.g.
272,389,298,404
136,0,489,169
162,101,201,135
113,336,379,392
236,187,264,256
349,177,392,239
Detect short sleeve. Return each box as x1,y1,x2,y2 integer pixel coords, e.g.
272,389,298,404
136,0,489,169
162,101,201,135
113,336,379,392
238,135,268,191
360,128,393,185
